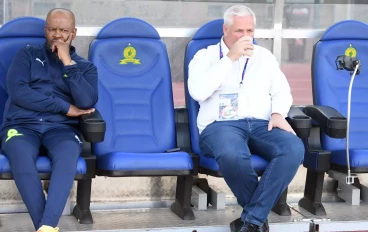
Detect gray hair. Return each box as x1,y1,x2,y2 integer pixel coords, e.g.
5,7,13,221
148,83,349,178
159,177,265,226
224,5,256,26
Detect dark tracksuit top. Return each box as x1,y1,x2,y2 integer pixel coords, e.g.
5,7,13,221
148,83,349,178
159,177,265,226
0,44,98,229
1,43,98,132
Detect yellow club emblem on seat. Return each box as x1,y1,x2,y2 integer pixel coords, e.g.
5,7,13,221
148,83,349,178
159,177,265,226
120,43,141,64
345,44,357,58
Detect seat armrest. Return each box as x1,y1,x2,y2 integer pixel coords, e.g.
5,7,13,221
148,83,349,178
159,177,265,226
286,106,312,138
79,109,106,143
175,108,192,153
304,105,346,138
174,107,199,175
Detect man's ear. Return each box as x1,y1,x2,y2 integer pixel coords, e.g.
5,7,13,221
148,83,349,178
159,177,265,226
223,24,228,36
72,28,77,40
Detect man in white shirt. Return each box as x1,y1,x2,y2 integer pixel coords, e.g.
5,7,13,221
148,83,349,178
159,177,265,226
188,5,304,232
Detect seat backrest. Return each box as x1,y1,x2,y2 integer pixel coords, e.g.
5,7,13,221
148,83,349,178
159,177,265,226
89,17,176,156
184,19,256,154
312,20,368,151
0,17,46,126
184,19,223,154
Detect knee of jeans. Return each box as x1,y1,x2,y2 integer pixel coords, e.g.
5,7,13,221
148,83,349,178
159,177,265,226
216,146,250,164
280,137,305,165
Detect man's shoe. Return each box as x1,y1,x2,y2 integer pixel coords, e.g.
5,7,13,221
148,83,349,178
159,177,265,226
37,225,59,232
230,218,243,232
230,218,261,232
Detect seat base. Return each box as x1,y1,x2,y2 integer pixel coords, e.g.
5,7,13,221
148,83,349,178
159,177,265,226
170,201,195,220
271,187,291,216
272,203,291,216
73,178,93,224
170,175,195,220
298,197,326,216
73,204,93,224
298,170,327,216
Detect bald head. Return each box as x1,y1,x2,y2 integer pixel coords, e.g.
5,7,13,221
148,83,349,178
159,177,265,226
46,8,75,28
44,8,77,48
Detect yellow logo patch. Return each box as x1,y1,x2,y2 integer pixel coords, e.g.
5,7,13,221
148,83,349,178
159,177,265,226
6,129,23,142
120,44,141,64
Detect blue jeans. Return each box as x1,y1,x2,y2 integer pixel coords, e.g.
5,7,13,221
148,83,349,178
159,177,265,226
199,119,304,227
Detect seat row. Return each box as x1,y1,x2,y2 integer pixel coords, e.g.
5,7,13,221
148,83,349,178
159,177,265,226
0,15,366,224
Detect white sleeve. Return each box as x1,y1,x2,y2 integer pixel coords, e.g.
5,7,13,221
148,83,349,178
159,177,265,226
188,48,233,102
268,53,293,118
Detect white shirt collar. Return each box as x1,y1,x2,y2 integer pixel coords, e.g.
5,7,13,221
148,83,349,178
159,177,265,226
220,37,230,57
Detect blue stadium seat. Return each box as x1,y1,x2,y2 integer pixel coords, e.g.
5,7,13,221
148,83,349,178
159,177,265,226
0,17,106,224
88,17,195,220
183,19,312,216
299,20,368,215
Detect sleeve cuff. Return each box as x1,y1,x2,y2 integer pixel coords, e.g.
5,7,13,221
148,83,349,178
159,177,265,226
56,98,70,115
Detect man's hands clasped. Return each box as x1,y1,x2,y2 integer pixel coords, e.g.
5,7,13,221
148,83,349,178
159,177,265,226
67,105,95,117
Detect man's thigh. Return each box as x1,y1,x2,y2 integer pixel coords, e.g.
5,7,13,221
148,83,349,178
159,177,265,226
199,120,250,159
248,120,304,162
41,127,82,161
1,126,40,161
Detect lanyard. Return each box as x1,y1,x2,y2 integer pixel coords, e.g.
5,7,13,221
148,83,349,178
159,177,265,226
219,43,249,87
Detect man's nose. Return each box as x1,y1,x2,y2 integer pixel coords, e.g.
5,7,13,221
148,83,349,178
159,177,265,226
53,30,62,38
242,32,252,37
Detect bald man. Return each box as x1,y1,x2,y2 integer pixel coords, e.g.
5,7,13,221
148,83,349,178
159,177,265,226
1,8,98,232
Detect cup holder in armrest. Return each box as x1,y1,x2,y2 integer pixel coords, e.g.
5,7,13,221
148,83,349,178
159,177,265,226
286,115,312,139
80,118,106,143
